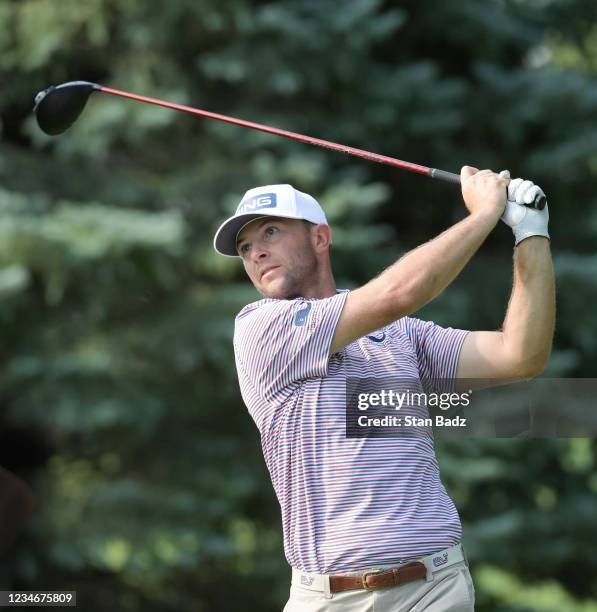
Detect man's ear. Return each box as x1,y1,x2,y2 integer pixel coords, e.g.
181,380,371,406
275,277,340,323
312,224,332,253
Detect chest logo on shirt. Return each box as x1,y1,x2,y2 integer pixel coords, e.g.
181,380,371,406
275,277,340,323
293,302,312,326
366,332,386,343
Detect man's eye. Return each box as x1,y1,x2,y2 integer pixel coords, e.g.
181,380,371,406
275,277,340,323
265,226,278,237
240,243,251,255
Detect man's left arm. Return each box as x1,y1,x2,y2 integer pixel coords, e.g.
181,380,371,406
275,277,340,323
455,176,555,386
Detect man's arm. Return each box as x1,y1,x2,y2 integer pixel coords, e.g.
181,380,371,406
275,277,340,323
456,237,555,385
330,167,507,355
455,173,555,387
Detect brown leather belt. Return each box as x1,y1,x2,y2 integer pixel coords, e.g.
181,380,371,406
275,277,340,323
329,561,427,593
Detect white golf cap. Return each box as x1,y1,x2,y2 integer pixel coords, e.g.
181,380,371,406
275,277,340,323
213,184,328,257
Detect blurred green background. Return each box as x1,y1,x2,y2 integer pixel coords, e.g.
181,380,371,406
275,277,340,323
1,0,596,610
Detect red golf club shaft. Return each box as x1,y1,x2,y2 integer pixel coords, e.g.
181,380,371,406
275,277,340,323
100,86,459,184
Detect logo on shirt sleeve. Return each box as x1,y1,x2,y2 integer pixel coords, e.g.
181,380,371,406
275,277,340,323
293,302,312,326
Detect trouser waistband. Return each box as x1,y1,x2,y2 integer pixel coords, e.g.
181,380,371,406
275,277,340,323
291,543,466,594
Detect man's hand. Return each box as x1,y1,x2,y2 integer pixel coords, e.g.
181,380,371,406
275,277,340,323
460,166,508,220
499,170,550,246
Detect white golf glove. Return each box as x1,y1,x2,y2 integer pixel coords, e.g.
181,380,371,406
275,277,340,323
499,170,549,246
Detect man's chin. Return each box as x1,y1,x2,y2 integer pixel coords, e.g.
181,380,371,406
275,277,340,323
258,280,300,300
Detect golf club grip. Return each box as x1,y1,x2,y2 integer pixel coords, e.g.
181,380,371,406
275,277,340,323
430,168,546,210
430,169,461,184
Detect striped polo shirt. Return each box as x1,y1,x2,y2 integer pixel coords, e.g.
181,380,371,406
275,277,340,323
233,291,469,574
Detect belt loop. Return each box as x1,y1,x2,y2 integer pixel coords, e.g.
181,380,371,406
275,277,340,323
323,573,332,599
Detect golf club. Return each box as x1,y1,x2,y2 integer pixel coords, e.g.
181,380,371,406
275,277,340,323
33,80,546,209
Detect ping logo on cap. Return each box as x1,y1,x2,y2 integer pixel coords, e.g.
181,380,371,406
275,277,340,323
237,193,277,214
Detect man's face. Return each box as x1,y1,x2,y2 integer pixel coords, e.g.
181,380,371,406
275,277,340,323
236,217,319,299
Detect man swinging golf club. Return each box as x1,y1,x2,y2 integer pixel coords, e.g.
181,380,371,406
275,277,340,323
213,166,554,611
31,80,553,609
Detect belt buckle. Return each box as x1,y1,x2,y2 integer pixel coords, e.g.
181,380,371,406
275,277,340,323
362,568,383,591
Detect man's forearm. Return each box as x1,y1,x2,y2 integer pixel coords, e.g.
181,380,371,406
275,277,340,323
376,210,499,317
501,237,555,374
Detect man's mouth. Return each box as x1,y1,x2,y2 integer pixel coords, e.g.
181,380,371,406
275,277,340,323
260,265,279,281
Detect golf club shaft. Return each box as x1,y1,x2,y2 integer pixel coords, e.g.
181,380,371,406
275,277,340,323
100,86,460,184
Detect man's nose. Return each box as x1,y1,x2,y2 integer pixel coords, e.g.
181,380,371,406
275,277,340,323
250,242,269,264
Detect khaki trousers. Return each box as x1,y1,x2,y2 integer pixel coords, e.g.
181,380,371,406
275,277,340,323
283,548,475,611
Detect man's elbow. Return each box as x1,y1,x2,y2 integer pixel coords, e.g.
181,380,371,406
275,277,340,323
511,350,551,380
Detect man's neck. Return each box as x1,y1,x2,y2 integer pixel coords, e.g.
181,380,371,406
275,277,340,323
298,274,337,299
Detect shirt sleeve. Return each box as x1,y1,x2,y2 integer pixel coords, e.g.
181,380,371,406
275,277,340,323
399,317,469,387
234,292,348,407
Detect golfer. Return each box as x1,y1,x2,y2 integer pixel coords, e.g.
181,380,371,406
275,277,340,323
213,166,554,611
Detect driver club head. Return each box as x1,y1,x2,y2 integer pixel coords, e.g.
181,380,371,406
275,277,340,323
34,80,101,135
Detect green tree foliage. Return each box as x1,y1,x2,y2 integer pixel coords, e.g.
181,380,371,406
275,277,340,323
0,1,596,610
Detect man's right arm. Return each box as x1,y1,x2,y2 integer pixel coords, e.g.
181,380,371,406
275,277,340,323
330,167,507,355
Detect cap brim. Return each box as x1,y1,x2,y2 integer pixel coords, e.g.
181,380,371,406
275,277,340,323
213,213,268,257
213,212,306,257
